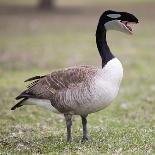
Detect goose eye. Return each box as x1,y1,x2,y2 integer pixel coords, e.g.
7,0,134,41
107,14,121,18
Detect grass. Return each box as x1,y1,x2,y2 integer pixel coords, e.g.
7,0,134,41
0,1,155,154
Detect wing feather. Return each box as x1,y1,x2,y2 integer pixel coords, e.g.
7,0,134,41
16,66,98,101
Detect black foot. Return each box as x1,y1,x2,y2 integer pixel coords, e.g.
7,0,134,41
67,138,72,143
81,136,91,142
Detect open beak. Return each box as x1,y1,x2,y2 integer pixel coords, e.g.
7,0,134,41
121,21,138,34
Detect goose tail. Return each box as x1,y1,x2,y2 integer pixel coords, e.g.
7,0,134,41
11,97,28,110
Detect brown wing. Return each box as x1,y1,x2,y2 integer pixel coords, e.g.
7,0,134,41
16,66,98,100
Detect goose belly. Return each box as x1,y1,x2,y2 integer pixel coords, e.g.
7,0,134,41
72,58,123,115
23,83,119,115
72,81,120,115
90,81,119,112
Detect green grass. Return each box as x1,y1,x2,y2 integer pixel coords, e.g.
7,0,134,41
0,1,155,154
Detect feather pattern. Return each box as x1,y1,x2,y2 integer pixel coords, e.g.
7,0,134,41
10,10,139,142
15,65,98,113
14,58,123,115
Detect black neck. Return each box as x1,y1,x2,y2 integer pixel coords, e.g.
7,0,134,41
96,22,114,68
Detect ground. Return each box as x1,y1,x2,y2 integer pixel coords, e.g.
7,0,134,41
0,0,155,154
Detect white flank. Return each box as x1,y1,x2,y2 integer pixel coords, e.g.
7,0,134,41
25,98,60,113
64,58,123,115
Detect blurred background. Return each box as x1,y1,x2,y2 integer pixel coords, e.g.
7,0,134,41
0,0,155,70
0,0,155,154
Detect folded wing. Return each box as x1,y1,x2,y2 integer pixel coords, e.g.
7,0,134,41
16,65,97,101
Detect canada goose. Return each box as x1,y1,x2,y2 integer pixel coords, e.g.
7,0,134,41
11,10,138,142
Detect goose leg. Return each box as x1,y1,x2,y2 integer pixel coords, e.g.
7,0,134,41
81,115,90,141
64,114,72,142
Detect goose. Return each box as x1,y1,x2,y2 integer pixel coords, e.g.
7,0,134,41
11,10,138,142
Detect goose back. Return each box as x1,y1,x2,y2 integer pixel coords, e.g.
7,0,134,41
17,65,98,113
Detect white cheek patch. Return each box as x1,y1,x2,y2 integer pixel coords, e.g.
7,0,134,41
105,20,122,31
107,14,121,19
104,20,131,35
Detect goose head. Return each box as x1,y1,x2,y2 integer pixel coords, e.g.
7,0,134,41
99,10,139,34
